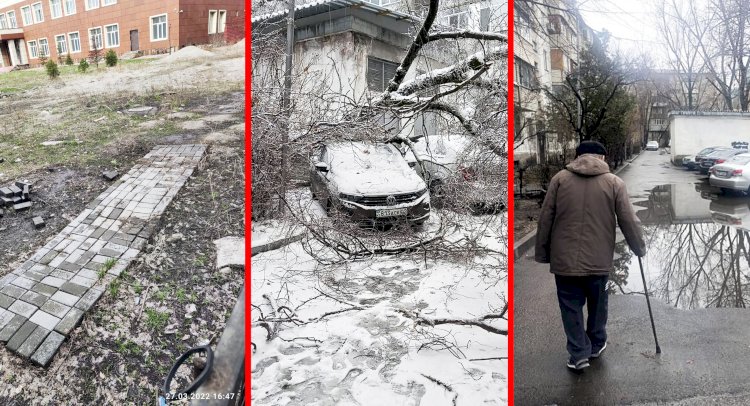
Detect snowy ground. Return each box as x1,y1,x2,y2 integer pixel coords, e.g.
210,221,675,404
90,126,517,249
251,190,508,405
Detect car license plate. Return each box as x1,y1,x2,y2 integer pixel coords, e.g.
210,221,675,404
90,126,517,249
376,208,407,217
717,170,727,177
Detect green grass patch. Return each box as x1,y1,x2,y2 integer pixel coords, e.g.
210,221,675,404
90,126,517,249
144,309,170,330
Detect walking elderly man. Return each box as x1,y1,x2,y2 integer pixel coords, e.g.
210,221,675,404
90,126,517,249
535,141,646,370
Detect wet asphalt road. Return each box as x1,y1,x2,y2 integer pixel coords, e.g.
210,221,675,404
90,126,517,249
514,151,750,405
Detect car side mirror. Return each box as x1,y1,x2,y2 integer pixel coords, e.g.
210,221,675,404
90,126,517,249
315,162,329,172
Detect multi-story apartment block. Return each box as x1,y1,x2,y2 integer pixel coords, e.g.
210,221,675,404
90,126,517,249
514,0,592,166
0,0,245,68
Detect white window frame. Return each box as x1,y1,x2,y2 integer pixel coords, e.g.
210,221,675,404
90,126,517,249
55,34,67,55
27,40,38,58
0,14,6,30
104,23,119,48
85,0,100,11
32,2,44,24
442,10,470,29
20,6,32,26
49,0,62,19
68,31,81,53
38,37,49,57
63,0,76,15
7,11,17,28
208,10,217,34
150,13,168,42
102,0,116,5
218,10,226,33
88,26,103,50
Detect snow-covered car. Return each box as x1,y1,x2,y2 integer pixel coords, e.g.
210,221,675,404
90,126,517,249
709,153,750,194
404,134,504,214
646,141,659,151
309,142,430,225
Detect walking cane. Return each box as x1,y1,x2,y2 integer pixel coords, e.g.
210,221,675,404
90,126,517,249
638,256,661,354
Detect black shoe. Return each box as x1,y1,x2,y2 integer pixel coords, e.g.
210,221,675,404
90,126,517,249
566,357,590,370
591,342,607,359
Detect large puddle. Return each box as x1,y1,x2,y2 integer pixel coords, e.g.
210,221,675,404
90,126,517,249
612,181,750,309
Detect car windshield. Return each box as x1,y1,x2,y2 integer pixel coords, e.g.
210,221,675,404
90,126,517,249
327,143,405,172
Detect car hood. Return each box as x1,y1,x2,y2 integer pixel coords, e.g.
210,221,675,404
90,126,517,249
330,166,426,195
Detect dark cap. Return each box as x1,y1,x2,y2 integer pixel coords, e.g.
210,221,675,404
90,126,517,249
576,141,607,157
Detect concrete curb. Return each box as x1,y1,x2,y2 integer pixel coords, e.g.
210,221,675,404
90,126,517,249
513,152,643,259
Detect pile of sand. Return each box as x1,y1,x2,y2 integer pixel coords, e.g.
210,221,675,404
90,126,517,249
157,46,215,64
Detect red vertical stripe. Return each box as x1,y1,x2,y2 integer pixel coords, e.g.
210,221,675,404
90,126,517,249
507,0,515,405
244,0,252,403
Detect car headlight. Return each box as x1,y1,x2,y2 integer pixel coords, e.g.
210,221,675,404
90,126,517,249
339,193,363,202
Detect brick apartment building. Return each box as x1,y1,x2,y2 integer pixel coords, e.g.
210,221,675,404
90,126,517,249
0,0,245,67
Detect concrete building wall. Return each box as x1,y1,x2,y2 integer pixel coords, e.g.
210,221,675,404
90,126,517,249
670,112,750,162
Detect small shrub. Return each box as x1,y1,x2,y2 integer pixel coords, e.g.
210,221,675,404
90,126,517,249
45,60,60,79
78,58,89,73
105,49,118,67
38,54,48,65
65,53,73,65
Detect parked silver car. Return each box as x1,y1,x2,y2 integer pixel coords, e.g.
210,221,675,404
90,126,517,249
709,153,750,194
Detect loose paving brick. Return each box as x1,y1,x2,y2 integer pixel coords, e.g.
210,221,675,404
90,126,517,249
0,314,26,342
0,145,205,365
7,320,36,352
31,331,65,367
18,326,49,358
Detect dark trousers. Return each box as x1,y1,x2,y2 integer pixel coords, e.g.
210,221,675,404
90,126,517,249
554,274,609,362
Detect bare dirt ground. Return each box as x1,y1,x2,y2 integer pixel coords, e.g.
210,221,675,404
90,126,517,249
513,198,540,239
0,43,245,404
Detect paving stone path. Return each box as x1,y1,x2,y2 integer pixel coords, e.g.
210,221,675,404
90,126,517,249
0,145,206,366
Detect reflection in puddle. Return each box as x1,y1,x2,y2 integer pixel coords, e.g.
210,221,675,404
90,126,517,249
613,182,750,309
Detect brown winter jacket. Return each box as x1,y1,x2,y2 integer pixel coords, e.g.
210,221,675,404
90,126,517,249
534,154,646,276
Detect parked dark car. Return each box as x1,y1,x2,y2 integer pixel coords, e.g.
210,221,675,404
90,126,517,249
699,148,746,174
310,142,430,225
693,146,729,170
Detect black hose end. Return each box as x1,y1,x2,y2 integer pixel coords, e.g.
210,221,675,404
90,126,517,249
656,346,662,354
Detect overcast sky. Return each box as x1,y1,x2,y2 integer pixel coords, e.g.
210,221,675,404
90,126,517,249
577,0,667,64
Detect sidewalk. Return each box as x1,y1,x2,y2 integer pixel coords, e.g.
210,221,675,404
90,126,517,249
515,235,750,404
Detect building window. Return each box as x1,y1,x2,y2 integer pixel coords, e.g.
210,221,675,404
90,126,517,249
32,2,43,23
55,34,67,54
64,0,75,15
68,31,81,53
208,10,217,34
515,57,538,88
86,0,99,10
8,11,17,28
39,38,49,57
105,24,119,48
28,40,38,58
208,10,227,34
443,11,469,29
218,10,226,33
103,0,116,5
50,0,62,18
89,27,103,50
21,6,32,26
367,57,399,91
151,14,168,41
479,7,490,31
0,14,6,30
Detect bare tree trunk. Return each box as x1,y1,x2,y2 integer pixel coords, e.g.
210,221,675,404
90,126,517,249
279,0,295,214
